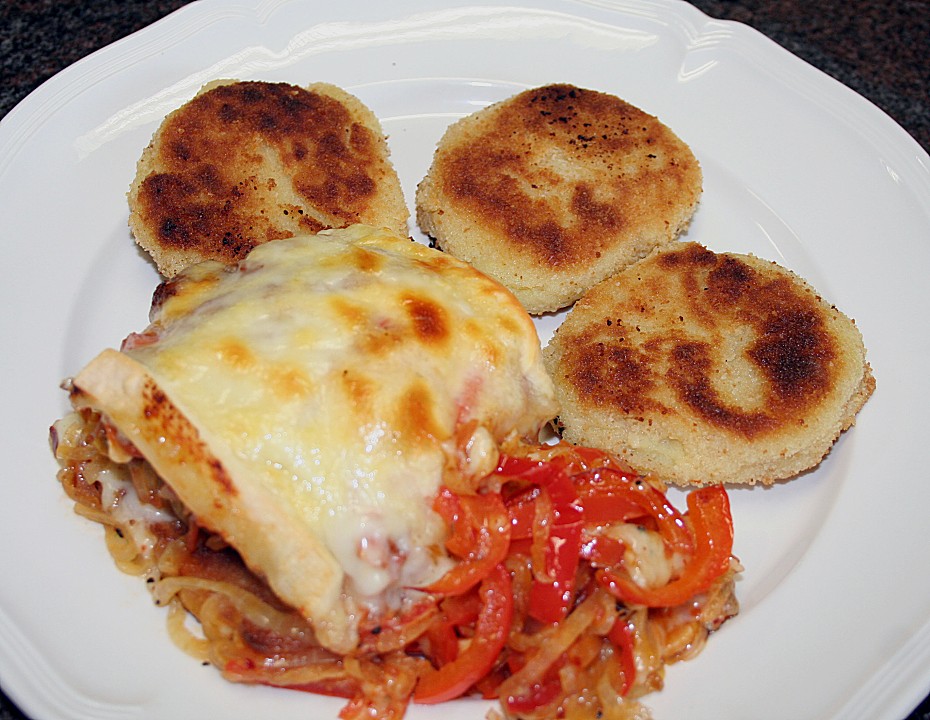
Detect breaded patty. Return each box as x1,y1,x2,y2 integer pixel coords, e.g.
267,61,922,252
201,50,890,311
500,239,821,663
128,80,408,277
415,84,702,314
544,242,875,485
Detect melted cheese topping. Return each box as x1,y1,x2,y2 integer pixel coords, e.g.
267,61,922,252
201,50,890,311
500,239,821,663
606,524,677,590
125,225,558,622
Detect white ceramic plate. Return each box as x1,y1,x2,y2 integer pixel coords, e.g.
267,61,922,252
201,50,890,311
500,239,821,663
2,1,929,718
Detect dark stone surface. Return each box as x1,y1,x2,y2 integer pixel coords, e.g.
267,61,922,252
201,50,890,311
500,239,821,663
2,0,927,151
692,0,929,153
1,1,927,719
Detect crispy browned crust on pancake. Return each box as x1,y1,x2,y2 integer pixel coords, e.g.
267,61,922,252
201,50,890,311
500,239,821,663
128,80,409,277
544,242,875,485
416,84,702,314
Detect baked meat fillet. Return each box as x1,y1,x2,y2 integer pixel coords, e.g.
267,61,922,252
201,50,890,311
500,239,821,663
63,225,558,652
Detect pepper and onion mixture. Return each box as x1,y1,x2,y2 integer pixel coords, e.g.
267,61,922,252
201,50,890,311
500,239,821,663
52,409,739,720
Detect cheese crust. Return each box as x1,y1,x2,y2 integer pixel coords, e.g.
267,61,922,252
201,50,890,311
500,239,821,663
70,225,558,651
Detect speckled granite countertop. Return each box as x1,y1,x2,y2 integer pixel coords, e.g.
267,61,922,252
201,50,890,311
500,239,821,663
6,0,926,148
1,2,928,719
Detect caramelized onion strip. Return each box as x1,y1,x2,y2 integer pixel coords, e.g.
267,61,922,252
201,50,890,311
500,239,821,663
153,576,310,640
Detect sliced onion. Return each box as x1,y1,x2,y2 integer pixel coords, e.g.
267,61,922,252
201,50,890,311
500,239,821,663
153,576,309,640
497,590,610,701
165,597,210,661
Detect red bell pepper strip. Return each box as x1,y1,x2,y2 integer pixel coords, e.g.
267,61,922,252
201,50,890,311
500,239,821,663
517,467,585,624
439,591,482,627
581,533,627,568
422,621,459,668
598,484,733,608
494,454,553,484
420,490,510,596
574,467,693,555
527,514,583,624
503,667,563,714
607,617,637,696
497,453,588,624
414,563,514,704
431,488,474,557
505,485,541,540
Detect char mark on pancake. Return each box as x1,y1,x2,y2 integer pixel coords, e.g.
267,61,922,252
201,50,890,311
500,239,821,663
129,80,409,277
416,83,703,314
544,242,875,485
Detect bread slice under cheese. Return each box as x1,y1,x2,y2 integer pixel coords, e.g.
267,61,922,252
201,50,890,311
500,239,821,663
69,225,558,652
128,80,409,277
416,84,702,314
544,242,875,485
